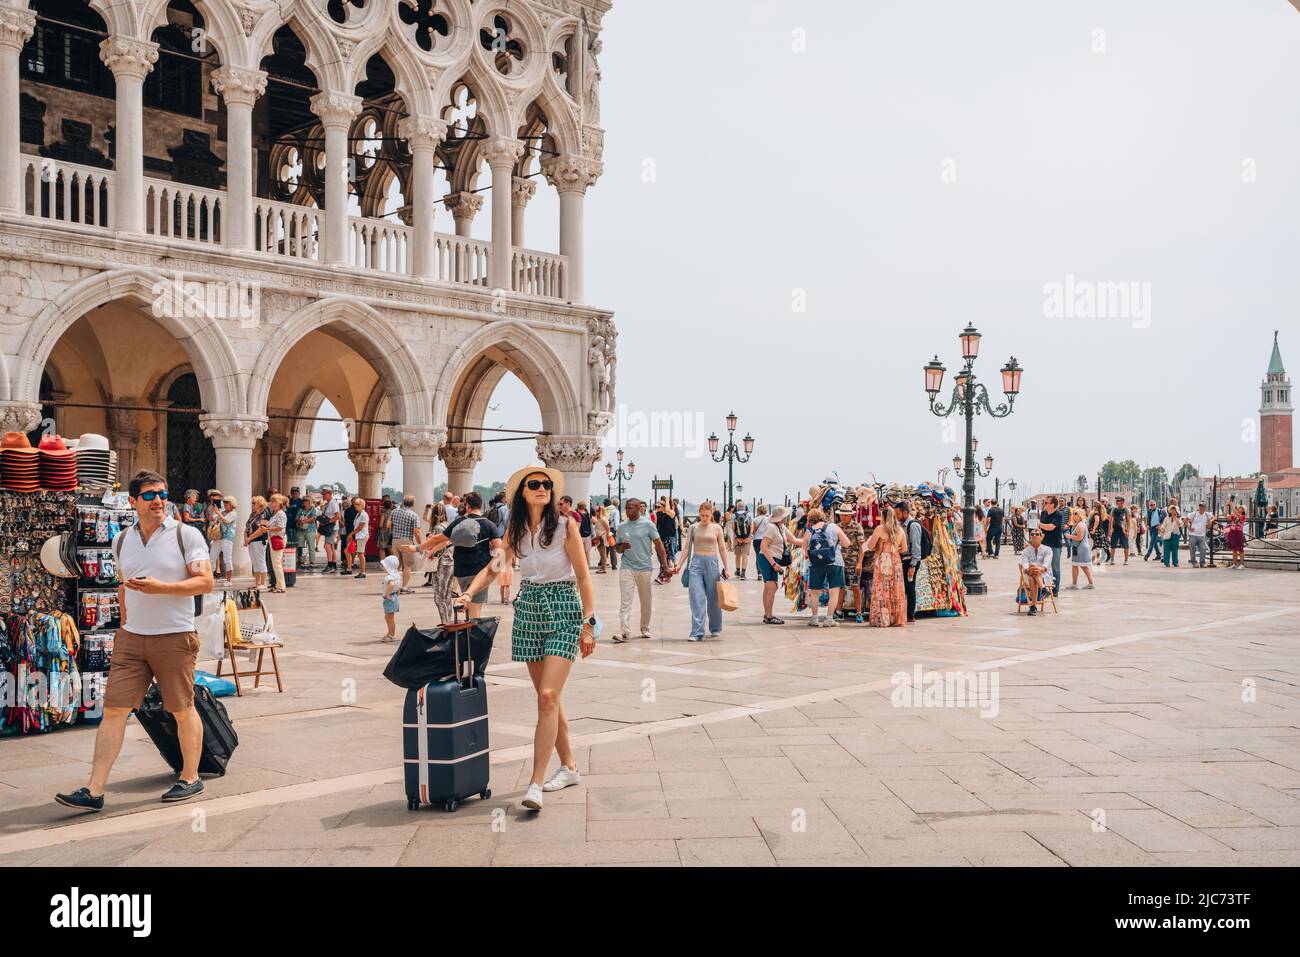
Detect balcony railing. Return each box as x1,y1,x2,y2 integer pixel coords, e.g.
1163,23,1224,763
16,158,569,300
256,199,320,261
145,178,223,245
349,215,410,275
22,157,113,228
434,233,491,287
513,248,567,299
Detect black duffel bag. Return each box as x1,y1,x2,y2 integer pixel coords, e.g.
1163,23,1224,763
383,609,497,689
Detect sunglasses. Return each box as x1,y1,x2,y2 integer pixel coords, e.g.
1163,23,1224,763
137,490,169,501
525,480,554,491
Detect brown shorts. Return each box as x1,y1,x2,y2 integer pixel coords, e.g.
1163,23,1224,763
103,629,200,713
393,538,417,570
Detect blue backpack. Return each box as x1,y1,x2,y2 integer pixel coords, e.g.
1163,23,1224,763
807,525,836,567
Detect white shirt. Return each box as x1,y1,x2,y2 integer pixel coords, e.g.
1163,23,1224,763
1021,543,1054,584
1189,511,1209,535
444,504,459,523
115,518,211,635
353,509,370,538
1026,508,1040,529
321,498,340,524
516,516,574,583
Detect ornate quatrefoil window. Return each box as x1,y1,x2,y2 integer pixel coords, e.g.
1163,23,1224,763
479,14,524,76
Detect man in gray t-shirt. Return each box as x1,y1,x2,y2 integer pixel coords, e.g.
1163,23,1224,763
613,499,669,641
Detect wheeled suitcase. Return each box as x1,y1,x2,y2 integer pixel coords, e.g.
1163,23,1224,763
134,683,239,776
402,611,490,812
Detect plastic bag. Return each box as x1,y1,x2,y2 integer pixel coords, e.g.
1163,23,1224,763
196,600,226,660
194,670,236,698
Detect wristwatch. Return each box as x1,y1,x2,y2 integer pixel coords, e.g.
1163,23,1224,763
584,614,602,639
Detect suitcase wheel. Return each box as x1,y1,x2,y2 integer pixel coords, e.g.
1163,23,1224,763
444,799,458,813
407,798,419,811
480,789,491,800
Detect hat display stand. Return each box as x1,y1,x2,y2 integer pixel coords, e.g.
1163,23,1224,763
782,475,970,624
0,431,128,735
0,490,89,736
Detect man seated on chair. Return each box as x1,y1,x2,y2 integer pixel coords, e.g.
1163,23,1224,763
1020,528,1054,617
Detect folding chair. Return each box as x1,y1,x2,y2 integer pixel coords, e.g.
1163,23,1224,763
215,594,285,694
1016,566,1058,615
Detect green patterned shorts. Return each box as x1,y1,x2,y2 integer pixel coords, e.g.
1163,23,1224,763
511,579,583,663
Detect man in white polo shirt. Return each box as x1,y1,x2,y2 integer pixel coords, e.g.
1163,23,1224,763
56,470,213,812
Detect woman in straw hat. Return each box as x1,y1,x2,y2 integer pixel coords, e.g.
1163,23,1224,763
454,464,597,813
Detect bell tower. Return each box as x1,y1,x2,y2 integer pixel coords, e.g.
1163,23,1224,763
1260,331,1293,477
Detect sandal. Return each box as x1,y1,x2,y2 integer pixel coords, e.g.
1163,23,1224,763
762,616,785,625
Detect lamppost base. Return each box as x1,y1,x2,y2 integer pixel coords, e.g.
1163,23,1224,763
964,575,988,596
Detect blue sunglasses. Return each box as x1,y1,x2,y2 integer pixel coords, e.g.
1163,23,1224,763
137,489,170,501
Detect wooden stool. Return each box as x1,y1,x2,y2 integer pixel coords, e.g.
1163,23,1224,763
217,634,284,695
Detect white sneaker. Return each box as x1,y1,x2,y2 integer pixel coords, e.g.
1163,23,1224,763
543,765,581,792
521,783,544,810
639,630,652,640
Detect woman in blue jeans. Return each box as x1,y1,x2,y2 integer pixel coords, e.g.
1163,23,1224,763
678,502,730,640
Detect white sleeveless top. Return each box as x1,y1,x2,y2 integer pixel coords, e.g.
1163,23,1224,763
516,516,574,583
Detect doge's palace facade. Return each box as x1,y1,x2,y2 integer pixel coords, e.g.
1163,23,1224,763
0,0,614,573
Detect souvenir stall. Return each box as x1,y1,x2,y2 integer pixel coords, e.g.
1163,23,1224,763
0,431,123,735
787,476,967,620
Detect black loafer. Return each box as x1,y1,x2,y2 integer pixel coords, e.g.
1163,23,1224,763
161,778,204,802
55,787,105,812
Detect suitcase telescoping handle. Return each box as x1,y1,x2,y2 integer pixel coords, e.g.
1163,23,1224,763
451,605,474,687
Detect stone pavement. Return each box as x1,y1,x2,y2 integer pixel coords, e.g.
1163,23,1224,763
1,553,1297,867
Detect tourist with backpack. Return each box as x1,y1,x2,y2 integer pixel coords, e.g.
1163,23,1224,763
731,502,754,580
897,501,929,623
56,470,214,812
797,507,852,627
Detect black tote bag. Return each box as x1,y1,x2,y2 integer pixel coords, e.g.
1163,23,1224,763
383,612,497,689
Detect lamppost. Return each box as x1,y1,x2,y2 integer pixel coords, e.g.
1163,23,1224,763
1006,478,1017,511
924,324,1023,596
708,411,754,511
604,449,634,506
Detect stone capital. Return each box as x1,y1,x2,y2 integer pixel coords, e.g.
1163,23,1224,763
0,401,41,434
537,436,603,472
442,191,485,221
211,66,268,108
397,115,449,151
440,442,484,471
200,415,268,450
0,8,36,53
395,427,447,457
310,91,364,129
282,451,317,477
481,137,526,170
347,448,392,474
98,36,159,80
541,154,603,194
511,176,538,207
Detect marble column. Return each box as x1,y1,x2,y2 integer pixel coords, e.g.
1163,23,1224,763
396,428,445,511
482,138,525,293
348,448,392,500
542,154,603,304
281,451,316,495
0,401,42,435
443,192,484,237
397,115,447,279
0,8,35,213
107,400,139,479
210,66,267,251
99,36,159,235
310,92,362,265
537,435,603,508
440,442,483,497
201,415,268,579
511,176,536,250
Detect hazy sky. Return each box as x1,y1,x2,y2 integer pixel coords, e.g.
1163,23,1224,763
319,0,1300,504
